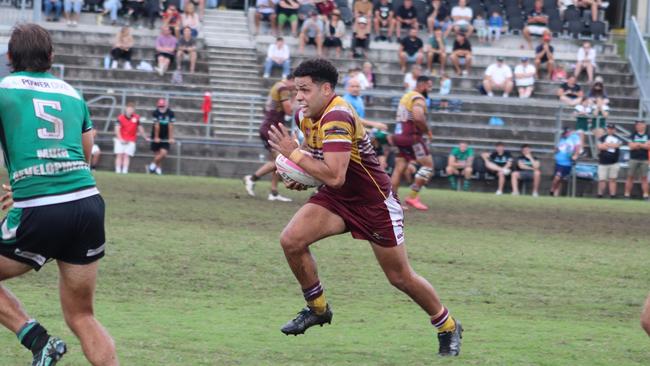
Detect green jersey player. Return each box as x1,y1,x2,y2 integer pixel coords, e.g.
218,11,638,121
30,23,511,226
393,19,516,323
0,24,117,366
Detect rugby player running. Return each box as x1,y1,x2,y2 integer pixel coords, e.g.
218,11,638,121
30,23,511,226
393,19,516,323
244,75,295,202
390,76,435,211
0,24,118,365
268,59,462,356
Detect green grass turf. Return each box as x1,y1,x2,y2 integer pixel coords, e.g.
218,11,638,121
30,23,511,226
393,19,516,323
0,172,649,365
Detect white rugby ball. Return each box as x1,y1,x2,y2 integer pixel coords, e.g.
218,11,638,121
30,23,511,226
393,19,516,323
275,152,322,187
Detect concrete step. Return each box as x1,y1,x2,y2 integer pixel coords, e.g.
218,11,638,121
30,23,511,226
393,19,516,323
61,65,211,86
65,77,211,93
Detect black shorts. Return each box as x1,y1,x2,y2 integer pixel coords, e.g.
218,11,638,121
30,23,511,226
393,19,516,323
156,52,175,64
307,37,318,46
151,142,171,151
323,37,342,48
518,170,534,181
0,195,105,271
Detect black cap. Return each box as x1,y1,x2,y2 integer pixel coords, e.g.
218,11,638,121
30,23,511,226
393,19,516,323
606,123,615,128
496,56,504,61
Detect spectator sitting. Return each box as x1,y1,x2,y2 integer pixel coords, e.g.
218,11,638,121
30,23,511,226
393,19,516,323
148,99,176,175
395,0,418,39
575,41,596,83
142,0,160,29
314,0,337,17
254,0,278,35
550,127,581,197
488,10,503,43
264,37,291,79
345,67,370,90
162,4,182,37
426,26,446,76
446,141,474,191
64,0,82,26
373,0,395,42
589,76,609,135
597,123,622,198
97,0,119,25
481,141,513,195
624,121,650,200
438,73,451,111
483,56,513,98
114,102,148,174
426,0,451,36
573,97,592,150
181,2,201,38
473,12,487,44
124,0,146,27
354,0,373,22
552,62,567,82
299,11,324,56
277,0,300,37
576,0,601,22
511,144,541,196
403,64,422,92
176,26,198,74
523,0,549,49
155,25,178,76
449,0,473,38
534,31,555,79
110,26,134,70
450,32,472,76
323,10,346,58
362,61,375,91
399,27,424,73
352,17,372,58
514,57,536,98
557,75,583,106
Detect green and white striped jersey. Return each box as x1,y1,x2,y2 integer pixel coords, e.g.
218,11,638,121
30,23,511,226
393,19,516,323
0,71,97,208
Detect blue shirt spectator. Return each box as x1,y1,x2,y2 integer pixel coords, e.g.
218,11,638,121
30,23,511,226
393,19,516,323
555,130,580,167
343,78,365,118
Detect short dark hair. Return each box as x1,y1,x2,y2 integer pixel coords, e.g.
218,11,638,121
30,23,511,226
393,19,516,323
416,75,431,85
495,141,504,146
8,23,53,73
293,58,339,89
276,36,284,42
521,144,530,149
635,120,646,124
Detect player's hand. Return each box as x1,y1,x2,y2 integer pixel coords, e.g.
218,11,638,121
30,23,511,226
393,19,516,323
268,123,299,158
285,180,309,191
1,184,13,211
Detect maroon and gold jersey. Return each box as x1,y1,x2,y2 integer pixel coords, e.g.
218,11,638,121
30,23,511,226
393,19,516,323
394,90,427,143
262,81,292,129
296,95,391,204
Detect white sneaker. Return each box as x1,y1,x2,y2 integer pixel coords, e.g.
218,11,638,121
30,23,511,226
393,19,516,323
268,193,292,202
243,175,256,197
124,62,132,70
155,167,162,175
263,73,270,79
111,60,118,69
157,66,165,76
66,20,72,26
72,20,78,26
461,70,468,76
495,190,503,195
487,92,494,97
532,192,539,197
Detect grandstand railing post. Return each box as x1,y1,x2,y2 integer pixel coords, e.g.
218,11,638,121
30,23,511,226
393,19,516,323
176,141,182,175
32,0,41,21
248,99,254,142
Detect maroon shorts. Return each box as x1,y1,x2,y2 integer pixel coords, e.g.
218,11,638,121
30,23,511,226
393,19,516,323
393,136,429,162
259,122,273,151
308,190,405,247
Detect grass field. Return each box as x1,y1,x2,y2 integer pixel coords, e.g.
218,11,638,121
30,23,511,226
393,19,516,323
0,172,649,365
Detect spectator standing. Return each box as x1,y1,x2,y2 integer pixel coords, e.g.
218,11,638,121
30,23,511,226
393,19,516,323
323,10,346,57
450,32,472,76
446,141,474,191
277,0,300,37
395,0,418,39
254,0,278,35
511,144,541,196
557,75,583,106
403,64,422,92
534,32,555,79
373,0,395,41
176,26,198,74
596,123,622,198
155,26,178,76
473,12,487,44
481,142,513,195
399,27,424,73
439,73,451,112
426,0,450,35
426,26,446,75
354,0,373,21
148,99,176,175
181,2,201,38
449,0,473,38
264,37,291,79
352,17,372,58
114,102,148,174
483,56,513,98
299,11,324,56
574,41,596,84
550,127,580,197
514,57,536,98
45,0,63,21
110,26,134,70
63,0,83,26
624,121,650,200
488,10,503,43
523,0,549,49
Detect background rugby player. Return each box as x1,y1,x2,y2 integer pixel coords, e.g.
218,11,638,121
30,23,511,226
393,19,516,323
268,59,462,356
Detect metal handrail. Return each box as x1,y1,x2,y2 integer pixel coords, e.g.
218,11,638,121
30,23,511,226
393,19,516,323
625,17,650,119
86,95,118,132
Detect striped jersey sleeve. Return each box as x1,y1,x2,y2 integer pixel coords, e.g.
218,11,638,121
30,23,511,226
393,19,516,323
321,109,355,153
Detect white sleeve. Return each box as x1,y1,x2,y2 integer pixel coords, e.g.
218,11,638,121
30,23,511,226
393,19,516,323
267,44,274,59
589,49,596,64
485,65,493,76
505,66,512,77
576,48,585,62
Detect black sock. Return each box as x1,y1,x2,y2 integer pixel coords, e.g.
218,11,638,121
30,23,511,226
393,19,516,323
251,175,260,182
271,190,278,196
17,321,49,355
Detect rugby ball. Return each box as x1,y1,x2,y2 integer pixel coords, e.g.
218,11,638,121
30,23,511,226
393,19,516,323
275,152,322,187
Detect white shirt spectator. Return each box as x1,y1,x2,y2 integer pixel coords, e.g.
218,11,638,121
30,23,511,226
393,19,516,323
574,103,593,115
485,63,512,85
577,46,596,66
451,6,472,26
257,0,278,14
267,42,290,62
355,72,370,90
403,72,417,91
514,63,536,86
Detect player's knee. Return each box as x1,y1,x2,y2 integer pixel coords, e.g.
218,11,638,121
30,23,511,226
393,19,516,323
386,270,415,292
279,229,304,254
63,311,94,334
